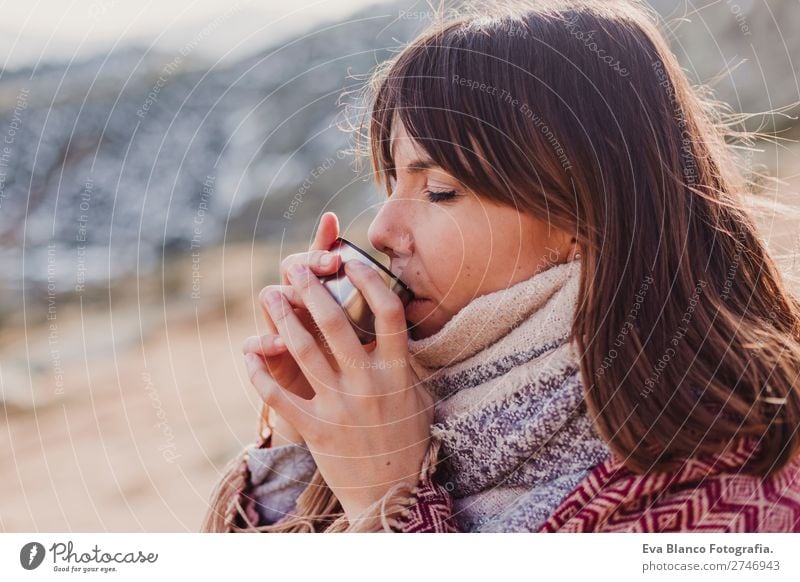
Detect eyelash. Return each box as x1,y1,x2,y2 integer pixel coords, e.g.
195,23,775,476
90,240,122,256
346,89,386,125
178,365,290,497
425,189,457,202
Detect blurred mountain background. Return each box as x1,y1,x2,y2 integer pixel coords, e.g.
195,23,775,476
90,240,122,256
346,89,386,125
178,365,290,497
1,0,799,531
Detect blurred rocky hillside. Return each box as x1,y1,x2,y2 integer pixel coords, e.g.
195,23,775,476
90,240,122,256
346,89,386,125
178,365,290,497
0,0,797,323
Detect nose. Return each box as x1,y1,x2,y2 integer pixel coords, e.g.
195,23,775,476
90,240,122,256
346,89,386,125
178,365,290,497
367,200,413,262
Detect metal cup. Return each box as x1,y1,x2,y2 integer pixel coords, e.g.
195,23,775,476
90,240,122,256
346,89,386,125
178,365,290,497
318,237,415,344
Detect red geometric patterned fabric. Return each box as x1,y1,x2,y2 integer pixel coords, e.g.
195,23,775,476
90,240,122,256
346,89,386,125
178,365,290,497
393,478,459,533
539,436,800,533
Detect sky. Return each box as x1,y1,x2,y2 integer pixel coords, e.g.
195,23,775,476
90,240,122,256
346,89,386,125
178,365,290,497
0,0,398,70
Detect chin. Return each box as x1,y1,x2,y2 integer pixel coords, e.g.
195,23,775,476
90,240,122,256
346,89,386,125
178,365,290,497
404,299,446,340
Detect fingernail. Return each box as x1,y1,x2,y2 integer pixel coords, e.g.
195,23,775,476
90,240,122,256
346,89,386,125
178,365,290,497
273,336,285,348
266,290,283,307
320,253,335,268
346,260,368,273
242,336,255,353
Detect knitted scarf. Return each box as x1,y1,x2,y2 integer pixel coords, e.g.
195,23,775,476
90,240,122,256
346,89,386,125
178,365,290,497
405,259,611,531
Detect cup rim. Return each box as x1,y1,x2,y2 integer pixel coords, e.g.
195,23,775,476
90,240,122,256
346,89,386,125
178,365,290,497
334,237,415,298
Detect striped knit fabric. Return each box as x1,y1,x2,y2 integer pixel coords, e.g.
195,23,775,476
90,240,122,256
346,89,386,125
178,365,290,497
400,259,612,532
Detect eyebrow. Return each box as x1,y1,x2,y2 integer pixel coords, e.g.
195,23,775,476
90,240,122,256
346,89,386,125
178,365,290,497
390,139,441,174
401,159,440,174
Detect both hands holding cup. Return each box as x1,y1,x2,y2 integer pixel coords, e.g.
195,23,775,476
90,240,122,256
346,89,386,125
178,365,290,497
241,212,434,523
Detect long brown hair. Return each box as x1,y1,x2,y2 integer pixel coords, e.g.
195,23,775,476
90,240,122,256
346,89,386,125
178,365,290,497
203,0,800,531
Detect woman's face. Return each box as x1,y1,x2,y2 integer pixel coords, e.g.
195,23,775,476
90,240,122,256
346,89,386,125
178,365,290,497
368,121,575,340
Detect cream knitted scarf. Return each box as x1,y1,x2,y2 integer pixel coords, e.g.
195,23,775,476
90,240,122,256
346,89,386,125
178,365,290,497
406,259,612,532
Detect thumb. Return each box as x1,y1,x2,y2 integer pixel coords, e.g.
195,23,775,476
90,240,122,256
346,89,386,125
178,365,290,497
311,212,340,252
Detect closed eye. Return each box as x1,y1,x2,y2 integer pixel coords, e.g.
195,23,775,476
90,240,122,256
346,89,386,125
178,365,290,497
425,189,457,203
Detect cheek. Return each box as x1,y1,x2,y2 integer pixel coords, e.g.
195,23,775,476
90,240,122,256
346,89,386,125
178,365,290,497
415,214,467,294
415,200,505,304
422,223,494,306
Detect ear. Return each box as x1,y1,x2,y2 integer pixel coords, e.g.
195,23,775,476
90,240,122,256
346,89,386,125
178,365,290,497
568,237,582,261
546,228,577,264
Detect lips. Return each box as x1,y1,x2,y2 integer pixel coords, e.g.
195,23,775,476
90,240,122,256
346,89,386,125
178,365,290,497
400,280,427,309
400,282,425,304
403,287,427,306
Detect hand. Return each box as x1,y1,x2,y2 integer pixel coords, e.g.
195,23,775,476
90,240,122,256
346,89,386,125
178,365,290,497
243,212,344,444
243,256,433,522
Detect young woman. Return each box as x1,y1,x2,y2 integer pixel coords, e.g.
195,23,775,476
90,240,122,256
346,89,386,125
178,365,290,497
202,0,800,532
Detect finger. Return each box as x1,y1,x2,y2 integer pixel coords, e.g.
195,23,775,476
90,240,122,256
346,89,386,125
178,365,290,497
244,353,314,433
242,333,288,357
310,211,339,252
262,288,338,392
344,259,409,358
280,250,341,285
268,211,338,334
258,284,305,334
286,263,363,371
257,285,340,376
